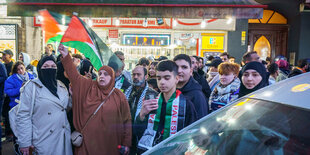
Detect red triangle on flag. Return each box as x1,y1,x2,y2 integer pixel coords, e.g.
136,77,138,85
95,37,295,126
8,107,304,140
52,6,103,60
61,16,93,45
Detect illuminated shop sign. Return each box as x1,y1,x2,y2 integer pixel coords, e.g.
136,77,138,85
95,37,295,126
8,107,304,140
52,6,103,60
122,34,171,46
201,33,225,50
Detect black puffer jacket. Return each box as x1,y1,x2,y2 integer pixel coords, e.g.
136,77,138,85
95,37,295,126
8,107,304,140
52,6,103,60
179,76,209,119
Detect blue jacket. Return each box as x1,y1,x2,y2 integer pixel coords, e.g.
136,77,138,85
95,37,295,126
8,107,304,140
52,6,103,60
179,76,209,119
0,62,7,101
4,72,34,108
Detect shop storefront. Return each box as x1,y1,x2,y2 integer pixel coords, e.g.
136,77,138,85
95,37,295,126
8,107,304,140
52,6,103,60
0,24,18,60
34,16,235,70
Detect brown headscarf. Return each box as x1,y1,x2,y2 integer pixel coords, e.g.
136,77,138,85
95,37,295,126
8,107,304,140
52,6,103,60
97,66,115,95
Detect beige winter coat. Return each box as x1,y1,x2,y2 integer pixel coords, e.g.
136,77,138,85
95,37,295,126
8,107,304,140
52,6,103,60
16,78,73,155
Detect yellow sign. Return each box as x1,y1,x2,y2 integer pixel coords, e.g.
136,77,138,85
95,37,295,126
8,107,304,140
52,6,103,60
291,84,310,92
201,35,224,50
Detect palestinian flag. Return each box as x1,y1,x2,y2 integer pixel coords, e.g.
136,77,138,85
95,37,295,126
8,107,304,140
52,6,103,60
61,15,122,70
39,9,70,44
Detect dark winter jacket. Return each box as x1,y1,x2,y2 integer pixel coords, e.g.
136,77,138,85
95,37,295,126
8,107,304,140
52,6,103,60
4,61,13,76
193,72,211,102
179,76,209,119
4,72,34,108
0,62,7,101
288,68,303,78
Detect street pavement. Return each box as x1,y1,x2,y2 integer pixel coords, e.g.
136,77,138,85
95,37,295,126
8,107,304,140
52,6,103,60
2,140,15,155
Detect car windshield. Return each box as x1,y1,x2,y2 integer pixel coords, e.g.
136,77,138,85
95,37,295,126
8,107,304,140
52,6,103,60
146,98,310,155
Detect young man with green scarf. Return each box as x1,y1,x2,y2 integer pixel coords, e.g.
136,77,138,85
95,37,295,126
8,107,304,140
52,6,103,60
135,60,197,153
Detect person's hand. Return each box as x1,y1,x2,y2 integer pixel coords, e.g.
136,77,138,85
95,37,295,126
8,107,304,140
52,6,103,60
20,146,34,155
139,99,158,120
84,66,92,79
69,83,73,95
58,44,69,57
124,146,130,155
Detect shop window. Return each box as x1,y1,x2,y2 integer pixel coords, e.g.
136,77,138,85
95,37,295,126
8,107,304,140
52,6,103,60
248,10,287,24
254,36,271,60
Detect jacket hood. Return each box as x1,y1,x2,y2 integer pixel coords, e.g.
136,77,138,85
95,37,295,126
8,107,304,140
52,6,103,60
21,52,31,67
179,76,202,93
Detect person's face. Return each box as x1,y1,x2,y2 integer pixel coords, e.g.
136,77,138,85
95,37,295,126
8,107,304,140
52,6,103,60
209,66,218,72
175,59,192,83
242,69,262,89
41,60,57,69
156,70,179,93
199,59,203,69
190,57,198,72
219,72,235,86
250,53,261,63
132,67,146,85
2,54,12,63
72,57,81,67
97,69,112,86
19,54,23,61
148,64,156,77
17,64,26,75
220,55,229,62
115,69,122,77
229,58,235,63
116,54,125,63
47,44,53,51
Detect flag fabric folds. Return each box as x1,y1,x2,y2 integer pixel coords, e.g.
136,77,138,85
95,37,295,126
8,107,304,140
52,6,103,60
39,9,70,44
60,15,122,70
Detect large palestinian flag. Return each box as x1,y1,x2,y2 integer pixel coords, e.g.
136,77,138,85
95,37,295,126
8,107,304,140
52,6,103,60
39,9,70,44
61,15,122,70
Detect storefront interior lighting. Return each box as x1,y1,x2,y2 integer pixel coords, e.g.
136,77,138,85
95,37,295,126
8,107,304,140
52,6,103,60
143,18,148,27
62,16,66,25
116,18,120,26
38,15,43,21
226,17,233,24
173,19,177,27
201,20,206,28
169,44,177,49
88,18,93,27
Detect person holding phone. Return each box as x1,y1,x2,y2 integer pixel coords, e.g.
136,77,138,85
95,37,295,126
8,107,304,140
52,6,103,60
124,65,158,155
135,60,197,154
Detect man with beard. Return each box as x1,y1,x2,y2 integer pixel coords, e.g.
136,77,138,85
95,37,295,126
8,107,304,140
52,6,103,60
124,65,158,155
190,56,211,102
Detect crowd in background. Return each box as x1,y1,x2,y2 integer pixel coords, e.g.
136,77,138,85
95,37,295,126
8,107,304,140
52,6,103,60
0,44,309,155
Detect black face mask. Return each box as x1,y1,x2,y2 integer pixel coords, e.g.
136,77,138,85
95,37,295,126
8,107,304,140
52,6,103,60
39,68,58,98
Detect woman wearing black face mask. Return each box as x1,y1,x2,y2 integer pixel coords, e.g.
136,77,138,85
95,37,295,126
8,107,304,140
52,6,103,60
16,56,73,155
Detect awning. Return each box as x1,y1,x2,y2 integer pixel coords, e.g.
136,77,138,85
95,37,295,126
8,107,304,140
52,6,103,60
7,0,267,19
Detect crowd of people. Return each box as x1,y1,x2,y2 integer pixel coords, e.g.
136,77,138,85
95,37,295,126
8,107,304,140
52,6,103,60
0,44,309,155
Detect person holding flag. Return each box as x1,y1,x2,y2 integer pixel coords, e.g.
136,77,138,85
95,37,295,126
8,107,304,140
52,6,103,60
135,60,197,154
59,44,132,155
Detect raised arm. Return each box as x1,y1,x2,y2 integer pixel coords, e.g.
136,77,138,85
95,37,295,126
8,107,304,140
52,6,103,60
58,44,92,94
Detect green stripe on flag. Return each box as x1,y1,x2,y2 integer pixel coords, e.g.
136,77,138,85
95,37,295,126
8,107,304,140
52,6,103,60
47,34,63,44
62,41,102,70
